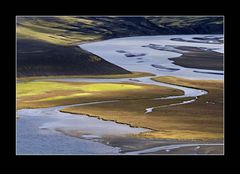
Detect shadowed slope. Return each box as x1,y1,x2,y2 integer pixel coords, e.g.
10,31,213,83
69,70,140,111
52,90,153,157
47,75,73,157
17,39,130,77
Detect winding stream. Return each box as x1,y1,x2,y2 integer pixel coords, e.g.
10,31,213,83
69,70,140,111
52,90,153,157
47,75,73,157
17,34,224,154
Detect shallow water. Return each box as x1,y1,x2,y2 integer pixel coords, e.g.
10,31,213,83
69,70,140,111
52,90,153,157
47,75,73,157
17,102,148,154
17,115,120,154
80,34,224,80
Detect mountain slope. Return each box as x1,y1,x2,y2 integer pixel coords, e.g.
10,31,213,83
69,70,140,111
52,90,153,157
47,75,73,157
16,16,223,77
17,16,223,43
17,39,130,77
146,16,223,34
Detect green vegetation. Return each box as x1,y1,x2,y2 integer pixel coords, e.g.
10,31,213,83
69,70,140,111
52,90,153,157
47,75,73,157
16,80,179,109
17,81,143,98
79,83,142,92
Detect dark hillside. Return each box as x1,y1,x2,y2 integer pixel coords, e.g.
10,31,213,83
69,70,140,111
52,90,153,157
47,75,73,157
17,39,130,77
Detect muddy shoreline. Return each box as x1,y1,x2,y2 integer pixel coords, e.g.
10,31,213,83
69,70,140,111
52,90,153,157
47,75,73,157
57,128,223,154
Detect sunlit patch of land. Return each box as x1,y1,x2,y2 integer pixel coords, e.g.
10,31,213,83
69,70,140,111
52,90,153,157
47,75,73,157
17,22,101,45
16,79,181,110
152,76,223,90
61,76,223,140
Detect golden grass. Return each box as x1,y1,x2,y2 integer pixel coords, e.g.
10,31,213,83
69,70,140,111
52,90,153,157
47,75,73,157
17,81,143,98
135,130,223,140
151,76,223,90
16,79,180,110
33,93,92,102
61,76,224,140
16,75,223,140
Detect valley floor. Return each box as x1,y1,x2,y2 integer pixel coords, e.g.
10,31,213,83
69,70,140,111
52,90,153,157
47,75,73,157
61,76,223,140
16,75,223,154
16,34,224,155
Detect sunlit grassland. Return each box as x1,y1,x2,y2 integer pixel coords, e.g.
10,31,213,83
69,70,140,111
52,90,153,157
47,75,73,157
152,76,223,90
16,80,180,110
34,93,93,102
62,76,223,140
17,81,142,98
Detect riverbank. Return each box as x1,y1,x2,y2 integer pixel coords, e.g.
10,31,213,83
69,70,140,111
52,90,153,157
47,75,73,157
16,79,182,110
17,71,155,83
79,34,224,80
61,76,223,140
59,129,223,154
17,103,223,155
